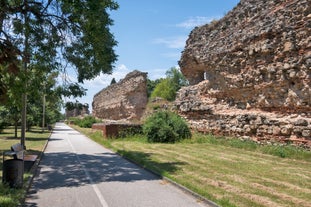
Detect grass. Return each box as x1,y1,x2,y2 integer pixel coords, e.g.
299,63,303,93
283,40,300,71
0,126,51,207
73,125,311,207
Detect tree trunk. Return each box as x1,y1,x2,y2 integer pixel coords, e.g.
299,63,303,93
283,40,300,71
14,120,18,138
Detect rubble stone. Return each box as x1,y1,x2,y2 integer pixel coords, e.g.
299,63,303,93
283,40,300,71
176,0,311,148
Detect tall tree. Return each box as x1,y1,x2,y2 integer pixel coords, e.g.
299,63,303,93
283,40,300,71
1,0,119,148
151,67,188,101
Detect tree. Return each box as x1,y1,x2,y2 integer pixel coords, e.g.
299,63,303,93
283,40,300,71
165,67,189,91
147,78,162,97
151,78,176,101
1,0,119,83
1,68,63,136
110,77,116,85
151,67,188,101
1,0,119,147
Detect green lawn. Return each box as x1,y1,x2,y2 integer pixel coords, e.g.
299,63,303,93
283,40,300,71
74,126,311,207
0,126,51,207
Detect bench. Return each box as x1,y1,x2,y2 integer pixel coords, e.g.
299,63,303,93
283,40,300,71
3,143,38,171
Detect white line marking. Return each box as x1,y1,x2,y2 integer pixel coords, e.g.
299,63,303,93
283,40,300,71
66,135,109,207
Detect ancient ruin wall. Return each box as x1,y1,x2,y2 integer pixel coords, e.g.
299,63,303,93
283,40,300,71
177,0,311,147
92,70,148,121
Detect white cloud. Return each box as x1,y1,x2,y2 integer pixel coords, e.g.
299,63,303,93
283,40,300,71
176,16,219,29
161,52,182,60
147,68,167,80
83,64,131,89
153,36,187,49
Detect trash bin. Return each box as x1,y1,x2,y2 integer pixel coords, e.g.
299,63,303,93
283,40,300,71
2,159,23,188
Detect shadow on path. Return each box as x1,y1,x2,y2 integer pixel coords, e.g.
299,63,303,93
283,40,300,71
27,150,184,191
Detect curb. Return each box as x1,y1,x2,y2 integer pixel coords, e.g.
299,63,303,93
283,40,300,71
21,129,52,206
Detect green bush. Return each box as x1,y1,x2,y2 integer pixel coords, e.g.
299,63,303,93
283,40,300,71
79,116,99,128
143,111,191,143
68,116,99,128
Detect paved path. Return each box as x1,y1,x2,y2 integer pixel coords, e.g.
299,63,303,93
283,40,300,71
24,123,210,207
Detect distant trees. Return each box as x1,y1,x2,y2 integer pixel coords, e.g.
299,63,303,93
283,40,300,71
150,67,188,101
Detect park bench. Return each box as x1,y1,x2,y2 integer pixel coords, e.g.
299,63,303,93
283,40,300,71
3,143,38,170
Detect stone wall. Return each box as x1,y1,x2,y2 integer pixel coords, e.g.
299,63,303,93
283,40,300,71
176,0,311,148
92,123,142,138
65,106,89,118
92,70,148,121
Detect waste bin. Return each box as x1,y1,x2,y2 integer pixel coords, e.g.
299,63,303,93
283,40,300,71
2,159,23,188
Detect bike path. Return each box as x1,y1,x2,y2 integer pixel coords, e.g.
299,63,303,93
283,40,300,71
24,123,210,207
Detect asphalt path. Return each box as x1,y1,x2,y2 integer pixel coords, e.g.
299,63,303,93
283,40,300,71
24,123,210,207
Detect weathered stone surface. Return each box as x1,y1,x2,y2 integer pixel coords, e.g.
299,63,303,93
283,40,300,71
65,106,90,118
92,70,148,121
176,0,311,148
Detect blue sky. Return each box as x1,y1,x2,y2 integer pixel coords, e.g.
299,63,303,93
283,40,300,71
71,0,240,112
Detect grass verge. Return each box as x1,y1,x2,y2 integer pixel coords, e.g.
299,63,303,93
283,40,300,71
73,125,311,207
0,126,51,207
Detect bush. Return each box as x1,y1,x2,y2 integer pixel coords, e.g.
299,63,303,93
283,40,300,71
68,116,99,128
79,116,99,128
143,111,191,143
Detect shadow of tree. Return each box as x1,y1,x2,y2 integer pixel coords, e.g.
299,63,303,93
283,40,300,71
116,150,185,176
24,151,158,207
26,150,184,192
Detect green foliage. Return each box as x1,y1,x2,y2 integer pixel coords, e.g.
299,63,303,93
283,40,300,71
80,116,99,128
1,0,119,83
150,67,188,101
61,83,87,98
151,78,176,101
147,78,162,97
143,111,191,143
0,183,24,207
165,67,188,89
0,106,9,132
65,101,88,111
69,116,99,128
118,126,143,138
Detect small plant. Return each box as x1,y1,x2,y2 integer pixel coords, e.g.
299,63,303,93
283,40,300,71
143,111,191,143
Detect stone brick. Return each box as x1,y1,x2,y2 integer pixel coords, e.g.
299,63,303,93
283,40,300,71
302,130,311,137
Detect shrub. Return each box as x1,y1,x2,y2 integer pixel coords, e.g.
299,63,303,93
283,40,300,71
143,111,191,143
79,116,99,128
68,116,99,128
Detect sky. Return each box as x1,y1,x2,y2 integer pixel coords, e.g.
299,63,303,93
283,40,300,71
67,0,240,112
